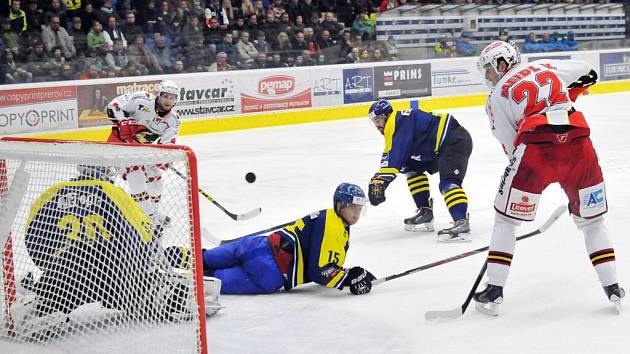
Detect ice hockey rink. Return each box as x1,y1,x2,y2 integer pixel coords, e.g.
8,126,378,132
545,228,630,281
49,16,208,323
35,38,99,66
185,91,629,354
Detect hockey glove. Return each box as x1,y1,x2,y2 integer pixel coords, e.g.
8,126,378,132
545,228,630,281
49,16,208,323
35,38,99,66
134,129,162,144
368,173,395,206
568,69,598,89
343,266,376,295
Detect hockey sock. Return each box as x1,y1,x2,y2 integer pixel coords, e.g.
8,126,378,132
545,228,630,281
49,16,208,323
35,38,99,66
574,215,618,286
487,213,520,287
439,180,468,220
146,166,164,214
407,173,430,208
126,167,156,216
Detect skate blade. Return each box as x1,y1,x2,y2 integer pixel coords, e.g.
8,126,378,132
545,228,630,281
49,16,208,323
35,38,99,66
610,294,622,314
437,232,472,243
404,223,434,232
475,302,500,316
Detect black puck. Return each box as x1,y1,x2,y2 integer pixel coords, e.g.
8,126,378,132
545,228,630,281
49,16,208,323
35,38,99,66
245,172,256,183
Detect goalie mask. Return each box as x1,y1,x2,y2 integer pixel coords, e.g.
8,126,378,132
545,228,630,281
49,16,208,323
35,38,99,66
477,41,521,89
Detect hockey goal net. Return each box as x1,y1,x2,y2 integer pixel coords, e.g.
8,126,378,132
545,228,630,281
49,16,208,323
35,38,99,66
0,138,207,354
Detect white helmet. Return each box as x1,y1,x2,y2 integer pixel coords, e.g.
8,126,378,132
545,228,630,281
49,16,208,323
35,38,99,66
157,80,179,98
477,41,521,89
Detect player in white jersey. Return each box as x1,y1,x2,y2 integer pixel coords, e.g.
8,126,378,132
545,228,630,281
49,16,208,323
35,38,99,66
106,80,181,225
473,41,624,315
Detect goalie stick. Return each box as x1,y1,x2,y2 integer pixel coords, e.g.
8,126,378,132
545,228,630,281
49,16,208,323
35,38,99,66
171,167,261,221
423,205,567,321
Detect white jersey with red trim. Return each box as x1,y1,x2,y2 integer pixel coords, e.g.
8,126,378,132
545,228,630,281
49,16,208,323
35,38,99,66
485,59,592,157
107,91,180,144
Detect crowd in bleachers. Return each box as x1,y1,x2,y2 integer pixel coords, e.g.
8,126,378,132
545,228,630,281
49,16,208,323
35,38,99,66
0,0,402,84
435,29,579,58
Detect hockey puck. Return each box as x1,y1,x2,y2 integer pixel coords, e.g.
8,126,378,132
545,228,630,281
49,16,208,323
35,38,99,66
245,172,256,183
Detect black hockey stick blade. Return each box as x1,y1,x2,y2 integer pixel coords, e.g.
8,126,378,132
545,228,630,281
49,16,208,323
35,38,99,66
171,167,262,221
424,205,567,321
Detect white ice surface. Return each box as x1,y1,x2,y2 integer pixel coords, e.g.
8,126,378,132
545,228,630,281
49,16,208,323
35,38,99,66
189,92,629,354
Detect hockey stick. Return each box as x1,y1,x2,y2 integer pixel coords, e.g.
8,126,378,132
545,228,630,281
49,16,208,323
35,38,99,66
424,205,567,321
373,205,568,287
201,220,295,246
171,167,261,221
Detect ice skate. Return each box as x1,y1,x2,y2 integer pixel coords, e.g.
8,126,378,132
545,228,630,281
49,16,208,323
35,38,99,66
603,283,625,313
404,200,434,232
437,218,471,243
473,284,503,316
11,294,70,342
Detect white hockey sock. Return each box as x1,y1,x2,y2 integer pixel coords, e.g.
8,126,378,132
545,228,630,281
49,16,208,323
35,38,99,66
146,166,164,215
487,213,520,287
127,168,156,216
574,215,618,287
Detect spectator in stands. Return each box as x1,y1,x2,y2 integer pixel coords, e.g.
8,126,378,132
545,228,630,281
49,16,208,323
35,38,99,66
240,0,256,18
236,31,258,67
209,50,232,71
270,0,286,19
320,12,342,40
60,62,75,80
267,52,286,68
27,40,52,80
2,48,32,83
286,0,301,23
230,15,247,37
434,34,453,57
87,20,107,50
498,29,509,43
372,48,384,61
539,33,553,52
261,10,280,40
216,32,236,61
153,34,173,70
245,14,260,37
104,39,128,71
171,59,187,74
42,14,76,58
562,31,578,51
455,31,475,57
254,31,272,53
549,31,564,52
316,52,326,65
157,0,176,34
141,0,165,35
48,45,65,71
292,31,307,51
345,46,359,63
522,32,539,53
82,3,98,33
95,0,118,25
338,30,352,58
309,12,320,33
279,12,293,36
300,49,314,65
121,11,143,42
173,0,192,33
25,0,43,34
253,0,266,18
8,0,27,33
85,47,106,72
385,35,398,60
78,63,101,79
359,48,370,62
127,34,163,73
303,27,320,56
1,17,19,52
204,16,227,48
104,15,127,49
301,0,318,27
44,0,67,27
68,17,87,52
251,51,267,68
317,29,334,49
273,31,292,59
293,15,305,33
208,0,229,28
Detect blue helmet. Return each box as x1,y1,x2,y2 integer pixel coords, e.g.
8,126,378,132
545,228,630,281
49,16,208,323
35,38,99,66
333,182,367,209
368,99,393,122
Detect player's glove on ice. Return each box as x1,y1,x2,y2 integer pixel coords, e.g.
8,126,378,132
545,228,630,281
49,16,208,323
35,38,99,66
344,266,376,295
368,173,394,206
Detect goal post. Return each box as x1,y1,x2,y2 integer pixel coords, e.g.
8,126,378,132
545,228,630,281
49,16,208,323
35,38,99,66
0,138,208,354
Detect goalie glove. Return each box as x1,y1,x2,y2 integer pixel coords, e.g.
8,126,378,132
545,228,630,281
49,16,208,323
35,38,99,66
368,172,395,206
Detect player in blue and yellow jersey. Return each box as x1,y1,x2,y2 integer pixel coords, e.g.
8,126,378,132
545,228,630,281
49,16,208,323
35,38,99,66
13,165,211,340
367,99,473,242
166,183,376,295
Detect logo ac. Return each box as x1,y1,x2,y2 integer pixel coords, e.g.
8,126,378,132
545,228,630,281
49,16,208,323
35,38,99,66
587,189,604,206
